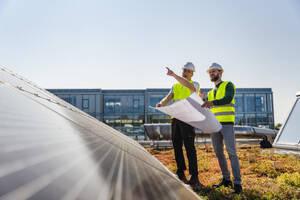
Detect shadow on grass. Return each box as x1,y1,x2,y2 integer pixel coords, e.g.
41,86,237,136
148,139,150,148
192,185,265,200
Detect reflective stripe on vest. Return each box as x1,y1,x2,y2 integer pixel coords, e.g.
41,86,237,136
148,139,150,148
207,81,235,123
173,80,194,100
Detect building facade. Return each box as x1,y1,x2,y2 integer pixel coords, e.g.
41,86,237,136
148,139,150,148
48,88,274,139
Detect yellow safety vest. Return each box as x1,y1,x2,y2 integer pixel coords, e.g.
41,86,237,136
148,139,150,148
173,80,195,100
207,81,235,123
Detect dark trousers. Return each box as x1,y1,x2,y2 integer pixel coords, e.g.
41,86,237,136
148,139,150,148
171,118,198,176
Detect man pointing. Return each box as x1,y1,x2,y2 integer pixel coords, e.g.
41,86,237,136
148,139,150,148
157,62,200,186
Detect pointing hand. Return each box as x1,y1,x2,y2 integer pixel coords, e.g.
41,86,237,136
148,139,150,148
166,67,175,76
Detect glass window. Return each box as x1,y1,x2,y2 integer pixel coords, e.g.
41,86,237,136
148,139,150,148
104,97,115,113
61,97,71,104
277,99,300,144
256,113,268,127
104,95,144,114
268,114,274,129
235,114,245,125
147,114,171,123
245,94,255,112
133,96,144,113
234,94,244,112
71,96,76,106
256,94,266,112
133,98,139,111
121,96,132,113
104,114,145,137
59,95,76,106
148,94,166,113
245,114,256,126
82,99,89,109
267,94,273,112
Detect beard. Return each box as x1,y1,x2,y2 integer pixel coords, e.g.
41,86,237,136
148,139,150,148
211,74,219,82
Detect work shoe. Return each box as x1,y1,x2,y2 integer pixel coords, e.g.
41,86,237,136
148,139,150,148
233,184,243,194
187,175,201,186
176,171,188,183
212,178,233,188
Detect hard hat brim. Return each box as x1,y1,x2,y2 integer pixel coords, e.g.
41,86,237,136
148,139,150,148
182,67,195,72
206,68,224,73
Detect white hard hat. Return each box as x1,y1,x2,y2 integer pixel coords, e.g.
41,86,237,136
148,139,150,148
207,62,224,73
182,62,195,72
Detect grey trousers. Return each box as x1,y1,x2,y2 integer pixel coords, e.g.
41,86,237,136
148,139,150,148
211,124,241,184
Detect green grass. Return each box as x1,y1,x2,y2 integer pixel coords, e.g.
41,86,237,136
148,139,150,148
147,145,300,200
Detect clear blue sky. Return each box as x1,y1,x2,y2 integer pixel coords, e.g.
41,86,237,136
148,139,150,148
0,0,299,124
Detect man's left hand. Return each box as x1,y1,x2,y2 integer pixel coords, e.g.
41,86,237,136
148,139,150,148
202,101,214,108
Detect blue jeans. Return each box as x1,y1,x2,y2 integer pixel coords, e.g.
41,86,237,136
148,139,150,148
211,124,241,184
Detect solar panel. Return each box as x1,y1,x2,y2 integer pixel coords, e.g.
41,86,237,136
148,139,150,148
0,67,201,200
276,98,300,144
273,93,300,154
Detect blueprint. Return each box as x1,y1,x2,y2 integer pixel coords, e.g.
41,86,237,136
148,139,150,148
155,93,222,133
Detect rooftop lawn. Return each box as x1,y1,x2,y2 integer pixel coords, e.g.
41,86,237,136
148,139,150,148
147,145,300,200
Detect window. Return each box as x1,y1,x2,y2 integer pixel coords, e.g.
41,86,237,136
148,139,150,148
61,96,76,106
61,97,71,104
245,94,255,112
267,94,273,112
147,114,171,123
245,114,256,126
235,114,245,125
133,96,144,113
268,114,274,129
104,114,145,136
133,99,139,111
234,94,244,112
277,99,300,144
256,94,266,112
104,98,121,113
104,95,144,114
82,99,89,109
256,113,268,126
148,94,166,113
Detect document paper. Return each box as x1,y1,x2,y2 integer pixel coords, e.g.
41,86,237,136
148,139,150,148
155,93,222,133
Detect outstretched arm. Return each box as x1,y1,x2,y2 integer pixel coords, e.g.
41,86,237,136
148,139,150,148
166,67,196,92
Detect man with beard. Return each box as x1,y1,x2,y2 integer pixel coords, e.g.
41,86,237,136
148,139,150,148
202,63,242,194
156,62,200,187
